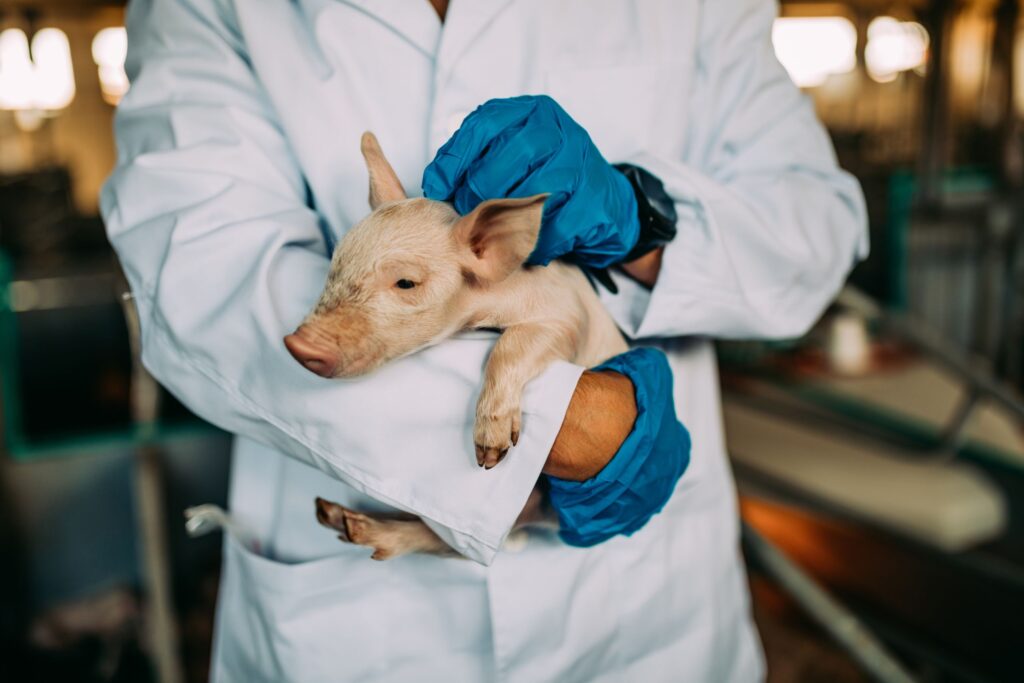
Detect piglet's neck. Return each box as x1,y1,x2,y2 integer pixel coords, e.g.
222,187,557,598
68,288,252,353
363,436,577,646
461,268,542,330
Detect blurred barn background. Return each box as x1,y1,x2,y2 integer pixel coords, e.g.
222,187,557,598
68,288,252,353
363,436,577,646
0,1,1022,682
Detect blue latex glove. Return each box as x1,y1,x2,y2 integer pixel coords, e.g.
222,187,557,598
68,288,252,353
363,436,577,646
546,348,691,548
422,95,640,269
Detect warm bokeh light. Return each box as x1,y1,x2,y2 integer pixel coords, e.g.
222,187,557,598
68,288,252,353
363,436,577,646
772,17,858,89
92,27,128,105
0,29,36,110
0,27,75,115
30,29,76,110
866,17,930,83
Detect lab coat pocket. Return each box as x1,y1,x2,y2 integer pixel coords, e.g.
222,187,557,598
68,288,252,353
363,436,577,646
215,535,489,683
544,62,692,163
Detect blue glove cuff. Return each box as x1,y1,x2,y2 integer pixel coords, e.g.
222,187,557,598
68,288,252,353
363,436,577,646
546,348,691,548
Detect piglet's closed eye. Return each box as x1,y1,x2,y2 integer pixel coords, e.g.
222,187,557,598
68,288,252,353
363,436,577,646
454,194,548,284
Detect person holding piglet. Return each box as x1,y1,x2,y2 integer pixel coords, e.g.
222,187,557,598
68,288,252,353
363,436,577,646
103,1,866,680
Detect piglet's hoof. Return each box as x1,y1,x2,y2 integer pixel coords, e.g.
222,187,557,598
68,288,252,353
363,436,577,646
473,411,522,469
315,497,350,540
475,444,509,469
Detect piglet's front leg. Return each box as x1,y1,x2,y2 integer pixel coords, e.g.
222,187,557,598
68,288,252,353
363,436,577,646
475,322,576,469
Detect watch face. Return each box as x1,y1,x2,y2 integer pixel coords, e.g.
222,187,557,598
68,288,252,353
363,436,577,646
636,174,678,226
614,163,678,264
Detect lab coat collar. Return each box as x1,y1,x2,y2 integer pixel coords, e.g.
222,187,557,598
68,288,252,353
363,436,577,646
435,0,517,73
332,0,517,68
331,0,443,58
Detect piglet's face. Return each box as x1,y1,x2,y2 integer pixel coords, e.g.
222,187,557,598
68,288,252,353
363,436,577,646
286,199,465,377
284,132,546,379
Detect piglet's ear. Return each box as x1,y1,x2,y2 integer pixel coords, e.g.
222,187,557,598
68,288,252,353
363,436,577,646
360,132,407,209
454,194,548,283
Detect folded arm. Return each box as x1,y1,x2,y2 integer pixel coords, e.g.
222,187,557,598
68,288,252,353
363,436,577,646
604,0,868,339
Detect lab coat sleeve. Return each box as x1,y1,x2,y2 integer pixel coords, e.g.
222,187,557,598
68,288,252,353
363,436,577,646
100,0,582,565
599,0,869,340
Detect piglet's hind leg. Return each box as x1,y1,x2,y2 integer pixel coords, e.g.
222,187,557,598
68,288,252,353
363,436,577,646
315,497,454,560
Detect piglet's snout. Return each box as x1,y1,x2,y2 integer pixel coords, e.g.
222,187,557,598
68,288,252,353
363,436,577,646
284,326,338,378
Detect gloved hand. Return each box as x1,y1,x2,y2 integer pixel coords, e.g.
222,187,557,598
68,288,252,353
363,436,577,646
422,95,640,269
545,347,691,547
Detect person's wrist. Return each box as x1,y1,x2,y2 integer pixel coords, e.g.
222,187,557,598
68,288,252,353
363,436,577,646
619,246,664,288
543,370,637,481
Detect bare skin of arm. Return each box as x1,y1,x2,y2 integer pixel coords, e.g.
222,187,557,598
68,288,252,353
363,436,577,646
620,246,664,288
429,0,449,21
543,370,637,481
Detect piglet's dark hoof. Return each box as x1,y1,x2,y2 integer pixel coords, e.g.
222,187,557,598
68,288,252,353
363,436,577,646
315,497,350,540
475,445,509,469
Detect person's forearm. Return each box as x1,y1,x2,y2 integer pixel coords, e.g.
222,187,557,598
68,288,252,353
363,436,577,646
543,370,637,481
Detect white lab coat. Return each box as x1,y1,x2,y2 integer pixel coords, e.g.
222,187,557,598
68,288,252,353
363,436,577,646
102,1,867,681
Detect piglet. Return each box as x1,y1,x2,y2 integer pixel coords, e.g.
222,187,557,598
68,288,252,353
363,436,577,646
286,132,627,559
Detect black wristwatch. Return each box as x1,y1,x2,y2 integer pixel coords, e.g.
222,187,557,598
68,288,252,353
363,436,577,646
615,163,678,261
588,164,677,293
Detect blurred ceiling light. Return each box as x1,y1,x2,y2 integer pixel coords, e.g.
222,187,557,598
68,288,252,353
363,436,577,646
0,28,75,115
91,27,128,105
32,29,76,110
13,109,45,132
772,17,857,88
866,17,930,83
0,29,34,110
